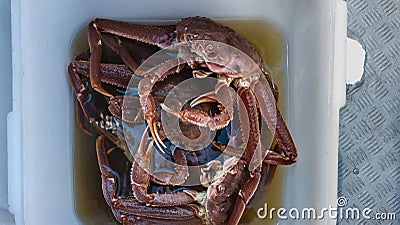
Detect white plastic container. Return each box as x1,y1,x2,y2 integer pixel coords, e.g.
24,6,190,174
1,0,14,224
5,0,356,224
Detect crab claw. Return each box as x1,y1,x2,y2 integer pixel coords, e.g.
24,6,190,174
190,91,219,108
147,118,167,152
160,103,232,131
192,69,214,79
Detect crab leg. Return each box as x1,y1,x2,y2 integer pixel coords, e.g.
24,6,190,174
261,70,280,101
235,77,297,165
121,213,204,225
131,126,200,206
114,199,200,221
88,21,112,96
96,135,127,223
71,59,140,88
100,33,140,72
87,18,174,96
263,149,296,165
92,18,175,48
227,166,262,225
74,99,94,136
253,80,297,163
236,86,261,164
100,32,163,71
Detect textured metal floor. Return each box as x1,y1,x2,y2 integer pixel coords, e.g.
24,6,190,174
338,0,400,224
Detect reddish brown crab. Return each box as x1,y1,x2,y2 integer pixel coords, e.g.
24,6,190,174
68,16,297,225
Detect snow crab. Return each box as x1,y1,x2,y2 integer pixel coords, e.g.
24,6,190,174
68,16,297,225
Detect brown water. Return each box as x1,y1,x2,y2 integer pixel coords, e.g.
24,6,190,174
72,19,288,225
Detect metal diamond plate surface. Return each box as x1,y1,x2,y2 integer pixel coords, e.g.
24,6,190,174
338,0,400,224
